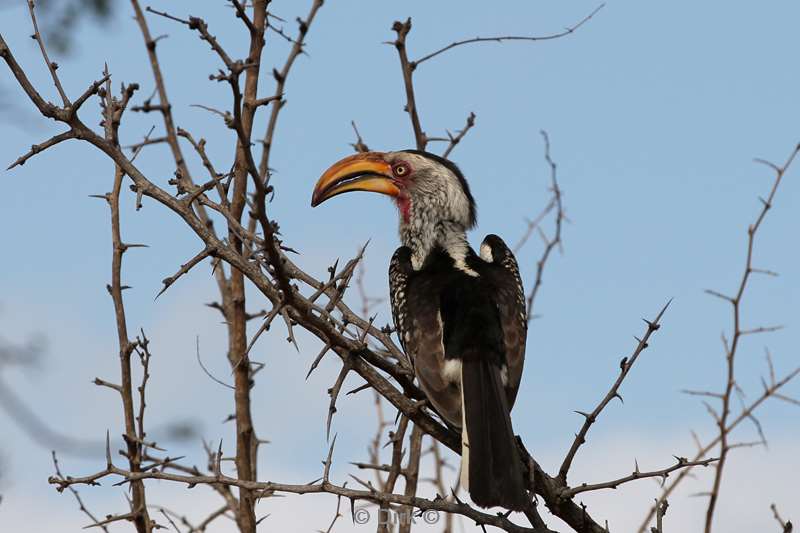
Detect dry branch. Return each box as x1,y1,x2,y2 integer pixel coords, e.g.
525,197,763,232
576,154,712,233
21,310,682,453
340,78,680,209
559,301,671,483
561,456,717,498
702,143,800,533
26,0,70,106
522,130,565,322
7,130,76,170
441,112,476,159
413,5,605,66
102,72,153,532
637,364,800,532
391,18,427,150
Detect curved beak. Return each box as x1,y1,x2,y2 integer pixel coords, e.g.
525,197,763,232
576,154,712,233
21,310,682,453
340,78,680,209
311,152,400,207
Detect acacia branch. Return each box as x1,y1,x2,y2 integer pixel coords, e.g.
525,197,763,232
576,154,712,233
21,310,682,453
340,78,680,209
102,76,153,533
7,130,76,170
703,143,800,533
26,0,70,106
258,0,325,182
350,120,371,153
522,131,565,321
413,4,605,66
399,424,424,533
51,452,109,532
49,464,549,533
145,7,236,69
559,300,671,482
229,0,256,35
218,3,271,531
391,18,427,150
130,0,226,247
441,111,476,159
561,456,718,498
637,364,800,532
155,247,214,299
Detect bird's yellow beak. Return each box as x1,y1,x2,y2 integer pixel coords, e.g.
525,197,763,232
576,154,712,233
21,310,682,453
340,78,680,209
311,152,400,207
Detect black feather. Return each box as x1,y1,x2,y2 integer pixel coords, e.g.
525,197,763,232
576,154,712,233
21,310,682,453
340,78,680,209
462,356,527,510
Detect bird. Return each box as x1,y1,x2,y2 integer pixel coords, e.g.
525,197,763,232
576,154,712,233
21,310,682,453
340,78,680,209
311,150,528,511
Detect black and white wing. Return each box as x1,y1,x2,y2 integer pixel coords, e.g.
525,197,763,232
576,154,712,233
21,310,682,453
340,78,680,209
389,246,462,427
476,234,528,409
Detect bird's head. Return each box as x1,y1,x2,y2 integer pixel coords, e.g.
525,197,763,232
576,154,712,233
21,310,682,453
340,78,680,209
311,150,477,233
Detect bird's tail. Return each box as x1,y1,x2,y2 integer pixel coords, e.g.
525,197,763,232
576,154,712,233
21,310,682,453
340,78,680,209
459,358,527,511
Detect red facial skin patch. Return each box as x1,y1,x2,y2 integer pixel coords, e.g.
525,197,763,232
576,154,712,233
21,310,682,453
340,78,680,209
396,194,412,224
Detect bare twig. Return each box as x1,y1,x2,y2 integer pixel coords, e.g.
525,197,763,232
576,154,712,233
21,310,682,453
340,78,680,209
51,451,109,531
441,112,476,159
196,336,234,390
258,0,325,182
27,0,70,106
155,247,214,299
391,18,427,150
399,424,424,533
637,364,800,532
522,131,565,322
561,456,717,498
318,490,345,533
350,120,370,153
413,5,605,66
102,73,153,533
229,0,256,35
559,300,671,482
7,130,76,170
703,143,800,533
49,463,547,533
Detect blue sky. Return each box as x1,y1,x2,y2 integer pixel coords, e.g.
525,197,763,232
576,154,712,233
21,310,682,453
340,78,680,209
1,1,798,532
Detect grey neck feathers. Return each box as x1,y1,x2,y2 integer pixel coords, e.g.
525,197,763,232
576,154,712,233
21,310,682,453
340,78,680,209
399,186,476,274
400,219,474,275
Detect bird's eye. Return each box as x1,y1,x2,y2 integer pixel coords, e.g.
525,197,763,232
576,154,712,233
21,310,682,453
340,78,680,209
393,163,409,177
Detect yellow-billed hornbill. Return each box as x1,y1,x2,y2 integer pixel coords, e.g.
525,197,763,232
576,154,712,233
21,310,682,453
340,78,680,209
311,150,527,510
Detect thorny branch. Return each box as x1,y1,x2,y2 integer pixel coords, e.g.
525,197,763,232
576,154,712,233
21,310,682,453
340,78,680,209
392,18,427,151
637,144,800,533
389,3,602,151
560,456,718,498
518,130,565,322
413,4,605,66
637,364,800,533
259,0,325,183
6,130,76,170
48,458,553,533
99,69,153,532
50,452,109,532
441,112,476,159
559,300,671,483
26,0,69,106
701,143,800,533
